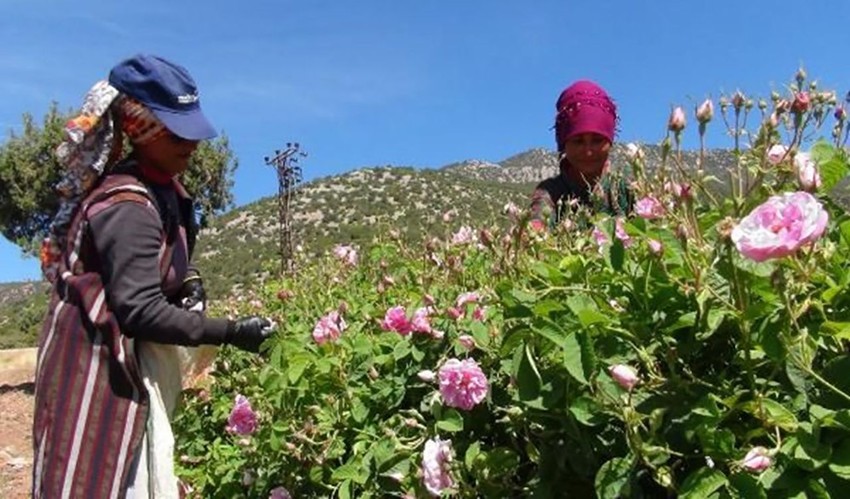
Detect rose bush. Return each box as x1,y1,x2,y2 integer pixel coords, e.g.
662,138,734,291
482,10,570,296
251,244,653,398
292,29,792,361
173,71,850,497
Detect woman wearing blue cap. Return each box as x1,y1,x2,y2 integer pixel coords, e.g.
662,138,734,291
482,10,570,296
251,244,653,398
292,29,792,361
32,54,271,498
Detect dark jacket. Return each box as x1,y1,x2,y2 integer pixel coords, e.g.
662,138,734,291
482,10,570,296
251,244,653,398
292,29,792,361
530,163,633,224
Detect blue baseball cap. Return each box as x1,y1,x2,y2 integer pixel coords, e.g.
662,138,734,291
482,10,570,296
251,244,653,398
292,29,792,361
108,54,217,141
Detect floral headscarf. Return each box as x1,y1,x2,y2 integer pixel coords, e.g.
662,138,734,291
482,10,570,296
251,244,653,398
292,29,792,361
41,80,168,282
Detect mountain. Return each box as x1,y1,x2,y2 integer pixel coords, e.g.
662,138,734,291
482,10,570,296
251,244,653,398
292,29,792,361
1,145,735,346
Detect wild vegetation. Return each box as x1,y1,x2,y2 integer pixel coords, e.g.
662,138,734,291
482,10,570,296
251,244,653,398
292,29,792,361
170,71,850,497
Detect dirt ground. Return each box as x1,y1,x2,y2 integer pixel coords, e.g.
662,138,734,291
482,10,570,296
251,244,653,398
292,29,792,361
0,348,35,499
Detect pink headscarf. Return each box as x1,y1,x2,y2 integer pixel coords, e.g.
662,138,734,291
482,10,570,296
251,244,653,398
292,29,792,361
554,80,618,151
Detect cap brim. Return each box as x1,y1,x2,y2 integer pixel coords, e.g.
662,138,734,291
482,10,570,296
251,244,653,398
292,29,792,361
151,107,218,141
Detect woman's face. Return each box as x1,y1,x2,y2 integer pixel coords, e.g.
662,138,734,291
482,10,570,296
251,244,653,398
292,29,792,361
562,132,611,184
135,132,199,175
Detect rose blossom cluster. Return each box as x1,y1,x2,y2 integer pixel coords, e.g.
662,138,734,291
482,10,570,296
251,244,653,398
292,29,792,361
381,305,438,337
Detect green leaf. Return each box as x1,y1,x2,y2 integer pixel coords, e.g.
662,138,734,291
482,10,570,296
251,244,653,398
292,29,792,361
469,320,491,349
567,295,609,327
531,320,567,348
728,473,766,499
594,457,632,499
350,398,369,424
563,332,588,385
516,343,542,401
820,321,850,340
570,396,607,426
465,441,482,469
741,399,799,431
610,239,625,272
436,408,464,433
828,439,850,480
839,220,850,249
331,462,369,484
678,468,728,499
510,288,538,305
820,156,850,192
287,355,311,383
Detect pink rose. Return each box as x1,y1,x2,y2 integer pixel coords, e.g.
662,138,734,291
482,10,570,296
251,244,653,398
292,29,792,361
766,144,789,165
226,394,258,435
794,152,821,192
451,226,475,245
664,181,692,202
332,244,358,266
668,106,687,132
438,358,489,410
695,98,714,124
455,291,480,308
471,306,486,322
529,219,546,232
647,239,664,256
446,307,463,320
608,364,639,391
615,219,632,247
730,192,828,262
503,202,520,219
381,306,413,336
421,437,454,496
312,310,347,344
742,446,771,473
457,334,476,351
634,196,665,220
410,306,434,334
269,486,292,499
792,91,810,113
592,226,609,249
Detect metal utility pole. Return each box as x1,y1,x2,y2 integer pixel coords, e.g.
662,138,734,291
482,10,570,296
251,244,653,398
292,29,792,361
264,142,306,275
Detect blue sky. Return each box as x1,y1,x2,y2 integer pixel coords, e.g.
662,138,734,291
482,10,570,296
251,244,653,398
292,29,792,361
2,0,849,282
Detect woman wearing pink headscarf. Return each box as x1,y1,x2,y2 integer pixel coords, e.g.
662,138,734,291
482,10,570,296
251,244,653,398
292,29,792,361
530,80,632,223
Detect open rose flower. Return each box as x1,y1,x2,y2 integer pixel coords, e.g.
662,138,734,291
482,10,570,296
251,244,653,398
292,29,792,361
438,358,489,410
381,305,413,336
332,244,358,266
312,310,347,344
731,191,828,262
635,196,665,220
421,437,454,496
410,306,434,334
226,394,258,435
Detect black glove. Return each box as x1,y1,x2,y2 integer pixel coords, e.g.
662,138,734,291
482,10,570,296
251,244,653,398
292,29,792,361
225,316,274,352
179,276,207,312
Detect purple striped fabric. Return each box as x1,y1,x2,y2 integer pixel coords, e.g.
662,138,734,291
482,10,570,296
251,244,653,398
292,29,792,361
33,173,189,498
